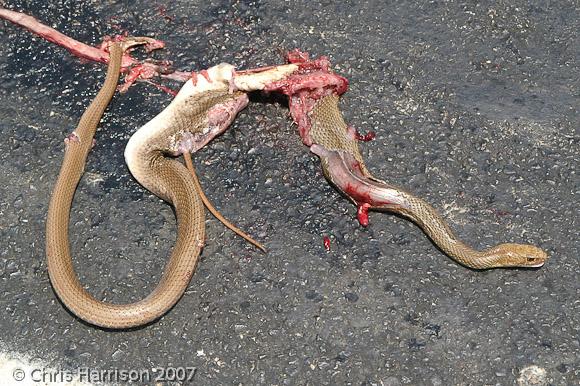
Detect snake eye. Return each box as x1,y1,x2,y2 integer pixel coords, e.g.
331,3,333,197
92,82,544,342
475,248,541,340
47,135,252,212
527,257,536,263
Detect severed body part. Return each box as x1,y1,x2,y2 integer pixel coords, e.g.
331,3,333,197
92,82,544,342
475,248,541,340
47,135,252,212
264,50,547,269
182,151,266,252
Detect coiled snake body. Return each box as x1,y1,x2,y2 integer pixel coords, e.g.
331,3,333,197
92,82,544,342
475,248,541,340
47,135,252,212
46,45,548,328
47,42,251,328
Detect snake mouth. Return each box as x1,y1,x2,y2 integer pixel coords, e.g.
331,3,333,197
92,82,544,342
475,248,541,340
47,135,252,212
503,244,549,268
525,257,548,268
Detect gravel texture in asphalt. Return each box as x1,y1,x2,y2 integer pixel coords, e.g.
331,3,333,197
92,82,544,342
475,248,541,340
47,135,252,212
0,1,578,385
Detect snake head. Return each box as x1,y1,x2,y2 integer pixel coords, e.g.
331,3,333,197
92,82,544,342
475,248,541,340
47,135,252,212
489,243,549,268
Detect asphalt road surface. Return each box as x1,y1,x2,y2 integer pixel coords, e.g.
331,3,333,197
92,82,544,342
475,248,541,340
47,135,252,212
0,1,578,385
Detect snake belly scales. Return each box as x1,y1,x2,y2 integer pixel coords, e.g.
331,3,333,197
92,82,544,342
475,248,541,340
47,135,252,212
46,43,548,329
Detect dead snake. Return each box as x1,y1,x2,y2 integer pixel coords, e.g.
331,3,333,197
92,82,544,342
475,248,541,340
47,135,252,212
46,46,548,329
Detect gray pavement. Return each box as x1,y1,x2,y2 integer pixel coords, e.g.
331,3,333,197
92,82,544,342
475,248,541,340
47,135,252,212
0,1,578,385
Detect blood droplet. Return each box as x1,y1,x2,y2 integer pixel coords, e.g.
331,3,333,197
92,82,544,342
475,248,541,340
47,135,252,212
357,203,371,227
323,235,331,251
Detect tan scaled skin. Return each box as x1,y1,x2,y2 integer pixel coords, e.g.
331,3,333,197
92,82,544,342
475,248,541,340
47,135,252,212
308,95,548,269
45,41,203,328
46,42,254,328
182,151,266,253
46,46,299,328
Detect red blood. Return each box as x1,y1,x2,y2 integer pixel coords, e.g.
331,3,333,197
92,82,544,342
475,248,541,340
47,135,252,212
323,235,331,251
118,64,146,93
343,183,373,205
157,5,174,21
148,82,177,96
191,70,211,86
190,69,212,86
355,130,376,142
357,203,371,227
286,49,310,63
493,209,511,217
350,161,364,176
121,66,142,87
264,72,348,97
64,132,80,144
0,8,183,89
263,49,349,146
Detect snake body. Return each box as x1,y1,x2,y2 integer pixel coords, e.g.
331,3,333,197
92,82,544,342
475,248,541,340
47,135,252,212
307,95,547,269
46,44,248,328
46,46,547,328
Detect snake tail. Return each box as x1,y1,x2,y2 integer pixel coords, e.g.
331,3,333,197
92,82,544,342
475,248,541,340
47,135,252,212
182,151,266,252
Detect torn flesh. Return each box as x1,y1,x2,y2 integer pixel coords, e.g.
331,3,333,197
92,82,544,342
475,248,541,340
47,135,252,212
0,8,190,89
262,49,349,146
2,8,397,227
259,50,398,226
310,144,408,226
171,93,250,156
